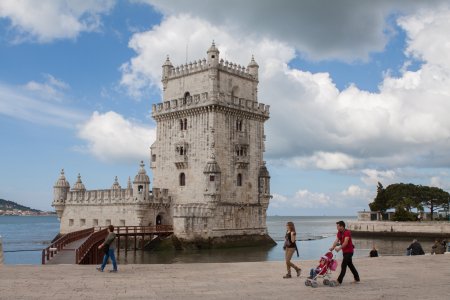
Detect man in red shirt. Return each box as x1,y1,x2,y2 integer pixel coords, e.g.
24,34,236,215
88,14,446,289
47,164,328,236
329,220,360,285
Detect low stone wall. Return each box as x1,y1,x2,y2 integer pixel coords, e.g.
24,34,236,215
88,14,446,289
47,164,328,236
348,221,450,238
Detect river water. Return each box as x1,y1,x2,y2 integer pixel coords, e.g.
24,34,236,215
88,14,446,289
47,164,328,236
0,215,437,265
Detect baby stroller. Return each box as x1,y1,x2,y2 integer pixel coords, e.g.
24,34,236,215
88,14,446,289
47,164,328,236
305,251,338,288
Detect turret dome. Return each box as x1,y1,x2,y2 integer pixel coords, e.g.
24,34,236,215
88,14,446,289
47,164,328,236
133,161,150,183
111,176,121,190
54,169,70,188
207,41,219,54
72,173,86,191
248,55,259,68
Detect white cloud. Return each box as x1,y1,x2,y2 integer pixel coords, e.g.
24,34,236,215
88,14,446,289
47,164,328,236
0,80,85,128
291,152,358,170
120,6,450,172
76,111,156,162
0,0,115,43
24,74,69,102
360,169,397,186
341,185,371,198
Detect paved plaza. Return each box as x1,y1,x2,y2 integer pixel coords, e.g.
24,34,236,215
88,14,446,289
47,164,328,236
1,255,449,299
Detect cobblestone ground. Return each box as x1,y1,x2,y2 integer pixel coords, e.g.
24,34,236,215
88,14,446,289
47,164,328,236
1,255,449,299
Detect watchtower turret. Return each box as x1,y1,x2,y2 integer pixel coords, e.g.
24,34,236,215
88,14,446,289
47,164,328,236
52,169,70,219
133,161,150,201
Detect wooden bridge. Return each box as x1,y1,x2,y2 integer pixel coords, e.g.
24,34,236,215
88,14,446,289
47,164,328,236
42,225,173,265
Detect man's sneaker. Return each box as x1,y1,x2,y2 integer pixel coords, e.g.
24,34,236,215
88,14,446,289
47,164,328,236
296,268,302,277
109,270,118,273
283,274,292,279
96,267,103,272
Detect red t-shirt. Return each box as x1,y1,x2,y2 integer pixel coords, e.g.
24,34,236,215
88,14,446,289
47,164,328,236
337,229,354,254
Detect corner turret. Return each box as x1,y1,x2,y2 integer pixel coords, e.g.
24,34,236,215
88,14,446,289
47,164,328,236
162,55,173,91
248,55,259,80
133,161,150,201
52,169,70,219
207,41,220,67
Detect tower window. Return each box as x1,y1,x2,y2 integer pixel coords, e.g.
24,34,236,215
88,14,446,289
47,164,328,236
138,185,143,193
179,118,188,130
179,173,186,186
237,174,242,186
211,55,215,59
236,119,243,131
210,175,215,182
152,154,156,162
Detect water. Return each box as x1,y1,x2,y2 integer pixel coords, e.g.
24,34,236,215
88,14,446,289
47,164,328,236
0,215,437,265
0,216,59,264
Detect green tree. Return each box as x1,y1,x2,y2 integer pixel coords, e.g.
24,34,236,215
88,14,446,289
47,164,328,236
369,182,389,212
416,185,449,220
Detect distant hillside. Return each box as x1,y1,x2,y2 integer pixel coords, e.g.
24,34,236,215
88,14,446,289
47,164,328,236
0,198,41,212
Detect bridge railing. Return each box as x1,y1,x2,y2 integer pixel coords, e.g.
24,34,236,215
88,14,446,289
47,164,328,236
42,227,94,264
76,228,108,265
95,225,173,235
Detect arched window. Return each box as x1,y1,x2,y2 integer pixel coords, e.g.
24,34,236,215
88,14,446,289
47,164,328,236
183,92,190,105
180,119,184,130
237,173,242,186
138,185,143,193
179,173,186,186
184,118,187,130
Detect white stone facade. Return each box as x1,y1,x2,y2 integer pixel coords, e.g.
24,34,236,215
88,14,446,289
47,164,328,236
53,43,273,245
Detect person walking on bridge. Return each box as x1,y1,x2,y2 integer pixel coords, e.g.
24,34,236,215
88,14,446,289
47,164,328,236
97,225,118,273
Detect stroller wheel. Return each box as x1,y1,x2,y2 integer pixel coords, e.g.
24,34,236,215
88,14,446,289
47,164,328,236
305,280,311,286
311,281,319,288
323,279,330,285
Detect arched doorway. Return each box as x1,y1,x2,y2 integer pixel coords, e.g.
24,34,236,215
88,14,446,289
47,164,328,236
156,214,163,225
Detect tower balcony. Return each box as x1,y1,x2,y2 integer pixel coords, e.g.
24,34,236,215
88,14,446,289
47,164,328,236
235,156,249,169
175,155,188,169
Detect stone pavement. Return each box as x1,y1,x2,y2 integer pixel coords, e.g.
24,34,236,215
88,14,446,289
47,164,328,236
0,255,449,299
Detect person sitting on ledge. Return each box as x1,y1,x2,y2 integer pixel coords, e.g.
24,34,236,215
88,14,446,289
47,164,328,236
406,239,425,256
431,239,445,255
369,245,379,257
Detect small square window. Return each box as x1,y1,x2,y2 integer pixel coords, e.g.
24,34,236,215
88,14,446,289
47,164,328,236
69,219,74,226
120,220,125,226
210,175,215,182
80,219,86,226
106,219,111,226
93,219,98,226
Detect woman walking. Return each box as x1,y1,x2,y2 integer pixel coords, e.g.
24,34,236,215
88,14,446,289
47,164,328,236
283,221,301,278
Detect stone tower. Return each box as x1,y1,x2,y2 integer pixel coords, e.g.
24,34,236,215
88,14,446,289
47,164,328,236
151,42,274,247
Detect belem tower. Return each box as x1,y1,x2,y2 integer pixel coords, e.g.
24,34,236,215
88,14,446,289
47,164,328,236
52,43,275,247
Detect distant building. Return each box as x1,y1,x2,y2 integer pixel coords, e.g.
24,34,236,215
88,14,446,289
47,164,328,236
53,43,274,247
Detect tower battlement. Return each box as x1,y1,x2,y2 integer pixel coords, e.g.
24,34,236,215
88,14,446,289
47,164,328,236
167,58,255,81
152,93,270,119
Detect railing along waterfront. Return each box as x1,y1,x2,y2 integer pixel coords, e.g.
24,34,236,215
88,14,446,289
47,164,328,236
42,228,94,264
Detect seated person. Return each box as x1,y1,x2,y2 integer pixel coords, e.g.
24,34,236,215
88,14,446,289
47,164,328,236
309,256,327,279
406,239,425,255
431,239,446,254
369,245,379,257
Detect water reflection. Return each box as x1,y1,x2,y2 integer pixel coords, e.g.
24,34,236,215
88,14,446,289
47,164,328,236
116,236,437,264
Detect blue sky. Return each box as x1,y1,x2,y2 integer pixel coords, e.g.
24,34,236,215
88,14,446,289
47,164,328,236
1,1,450,216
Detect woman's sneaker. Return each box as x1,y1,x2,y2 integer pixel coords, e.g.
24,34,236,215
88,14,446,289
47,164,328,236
296,269,302,277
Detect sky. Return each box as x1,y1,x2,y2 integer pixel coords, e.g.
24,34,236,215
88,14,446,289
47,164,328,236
1,0,450,216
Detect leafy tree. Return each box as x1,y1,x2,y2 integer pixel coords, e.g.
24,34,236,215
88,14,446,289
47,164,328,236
368,183,450,221
369,182,389,212
416,185,449,221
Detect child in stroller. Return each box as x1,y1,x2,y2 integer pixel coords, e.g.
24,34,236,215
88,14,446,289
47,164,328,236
305,252,338,288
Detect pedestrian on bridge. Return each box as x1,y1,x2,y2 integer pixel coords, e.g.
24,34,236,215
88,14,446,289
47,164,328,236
97,225,118,273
